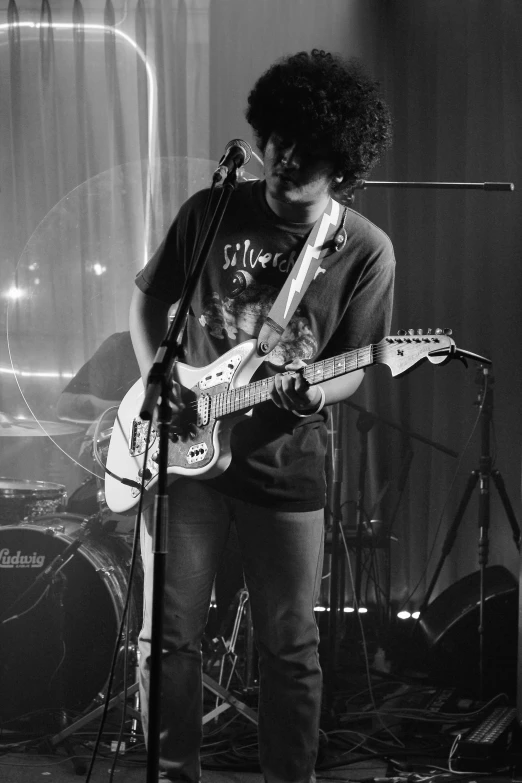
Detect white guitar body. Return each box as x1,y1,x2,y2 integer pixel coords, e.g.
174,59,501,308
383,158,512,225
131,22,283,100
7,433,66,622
105,331,457,514
105,339,264,514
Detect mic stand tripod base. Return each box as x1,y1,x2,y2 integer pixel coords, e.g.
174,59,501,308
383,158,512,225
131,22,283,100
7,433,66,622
48,682,141,747
202,674,258,726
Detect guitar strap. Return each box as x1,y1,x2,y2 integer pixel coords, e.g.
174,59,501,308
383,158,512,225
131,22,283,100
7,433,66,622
256,197,347,357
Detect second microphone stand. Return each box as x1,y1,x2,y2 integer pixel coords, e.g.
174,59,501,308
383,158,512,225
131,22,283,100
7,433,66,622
418,365,520,699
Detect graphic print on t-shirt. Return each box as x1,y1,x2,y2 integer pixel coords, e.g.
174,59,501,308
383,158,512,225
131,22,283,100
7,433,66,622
198,236,323,367
198,282,317,368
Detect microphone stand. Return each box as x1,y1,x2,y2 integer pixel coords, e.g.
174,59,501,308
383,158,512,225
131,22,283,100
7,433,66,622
139,167,240,783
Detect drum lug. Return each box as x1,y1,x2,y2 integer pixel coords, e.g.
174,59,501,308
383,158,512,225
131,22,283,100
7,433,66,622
96,566,115,577
44,524,66,535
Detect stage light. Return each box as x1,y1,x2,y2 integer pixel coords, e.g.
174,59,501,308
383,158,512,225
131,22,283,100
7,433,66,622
3,286,26,300
0,365,74,379
397,610,411,620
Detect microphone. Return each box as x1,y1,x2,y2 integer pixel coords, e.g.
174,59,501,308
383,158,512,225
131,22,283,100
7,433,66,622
213,139,252,185
225,270,254,298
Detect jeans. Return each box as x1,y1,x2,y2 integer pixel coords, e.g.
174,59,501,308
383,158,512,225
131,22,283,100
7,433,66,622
138,478,324,783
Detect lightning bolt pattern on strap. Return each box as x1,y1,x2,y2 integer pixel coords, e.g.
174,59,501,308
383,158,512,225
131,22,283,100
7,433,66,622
283,200,340,320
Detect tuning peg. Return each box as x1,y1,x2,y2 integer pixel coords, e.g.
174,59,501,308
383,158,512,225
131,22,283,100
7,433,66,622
416,329,423,335
435,328,443,335
427,328,433,334
443,328,453,335
408,328,415,336
397,329,407,336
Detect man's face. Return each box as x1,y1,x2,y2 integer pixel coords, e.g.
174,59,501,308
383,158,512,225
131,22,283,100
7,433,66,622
263,133,339,216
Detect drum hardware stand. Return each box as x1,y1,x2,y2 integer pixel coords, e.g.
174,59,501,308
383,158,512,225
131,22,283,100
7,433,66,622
203,587,258,724
44,570,91,774
417,365,520,700
44,645,142,775
353,409,377,607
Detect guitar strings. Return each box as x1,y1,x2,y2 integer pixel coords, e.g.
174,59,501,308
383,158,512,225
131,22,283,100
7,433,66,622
186,339,451,416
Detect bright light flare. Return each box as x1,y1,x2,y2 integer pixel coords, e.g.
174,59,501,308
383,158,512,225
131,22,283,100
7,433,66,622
4,286,27,300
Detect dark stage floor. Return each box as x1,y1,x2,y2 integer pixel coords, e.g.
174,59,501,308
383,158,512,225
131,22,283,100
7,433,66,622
1,607,520,782
1,667,519,783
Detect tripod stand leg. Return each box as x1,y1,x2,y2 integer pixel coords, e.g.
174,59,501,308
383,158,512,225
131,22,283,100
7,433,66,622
202,674,258,725
418,471,479,614
48,682,141,748
202,589,259,726
491,470,521,549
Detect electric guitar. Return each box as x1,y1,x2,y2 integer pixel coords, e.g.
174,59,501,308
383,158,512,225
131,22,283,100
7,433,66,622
104,330,455,514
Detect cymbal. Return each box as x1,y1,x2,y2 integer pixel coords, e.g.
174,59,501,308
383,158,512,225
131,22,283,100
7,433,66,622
0,412,84,437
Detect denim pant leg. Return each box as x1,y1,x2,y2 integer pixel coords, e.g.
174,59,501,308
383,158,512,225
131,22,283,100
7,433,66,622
234,501,324,783
138,479,231,782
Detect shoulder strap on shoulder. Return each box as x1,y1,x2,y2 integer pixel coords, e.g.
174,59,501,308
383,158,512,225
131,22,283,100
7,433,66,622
256,198,343,357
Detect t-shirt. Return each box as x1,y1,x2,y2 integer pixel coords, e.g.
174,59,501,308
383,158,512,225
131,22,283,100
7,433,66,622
135,179,395,511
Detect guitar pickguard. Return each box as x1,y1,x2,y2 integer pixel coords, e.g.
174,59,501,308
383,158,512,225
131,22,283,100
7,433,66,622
198,354,242,390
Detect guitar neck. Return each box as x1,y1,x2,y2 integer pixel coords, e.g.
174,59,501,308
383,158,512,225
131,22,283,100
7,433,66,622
213,344,374,418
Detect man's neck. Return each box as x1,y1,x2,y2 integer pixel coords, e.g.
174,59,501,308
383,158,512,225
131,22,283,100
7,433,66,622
264,187,330,224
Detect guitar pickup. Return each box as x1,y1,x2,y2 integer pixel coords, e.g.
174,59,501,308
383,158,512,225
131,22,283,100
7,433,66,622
197,394,211,427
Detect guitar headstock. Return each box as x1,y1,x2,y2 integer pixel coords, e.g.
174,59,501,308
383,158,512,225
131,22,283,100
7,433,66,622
377,328,455,377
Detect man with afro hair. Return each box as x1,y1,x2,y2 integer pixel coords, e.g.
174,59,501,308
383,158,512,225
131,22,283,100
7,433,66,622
131,49,395,782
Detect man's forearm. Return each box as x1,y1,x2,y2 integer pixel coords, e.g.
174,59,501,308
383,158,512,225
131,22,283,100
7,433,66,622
129,287,173,384
56,392,121,422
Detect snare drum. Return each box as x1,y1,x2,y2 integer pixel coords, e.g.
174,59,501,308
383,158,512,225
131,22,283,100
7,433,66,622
0,514,143,724
0,478,66,526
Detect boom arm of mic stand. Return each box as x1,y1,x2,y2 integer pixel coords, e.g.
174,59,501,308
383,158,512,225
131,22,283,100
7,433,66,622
357,180,515,191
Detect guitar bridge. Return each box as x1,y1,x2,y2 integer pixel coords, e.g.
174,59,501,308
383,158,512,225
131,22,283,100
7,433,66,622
129,418,157,456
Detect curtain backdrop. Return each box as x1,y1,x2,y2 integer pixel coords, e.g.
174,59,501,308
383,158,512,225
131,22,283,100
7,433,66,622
0,0,520,614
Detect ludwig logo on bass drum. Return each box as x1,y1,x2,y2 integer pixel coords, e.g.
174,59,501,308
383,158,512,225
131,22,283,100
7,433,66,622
0,548,46,568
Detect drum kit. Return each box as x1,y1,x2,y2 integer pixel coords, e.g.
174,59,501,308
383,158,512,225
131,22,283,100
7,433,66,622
0,412,142,733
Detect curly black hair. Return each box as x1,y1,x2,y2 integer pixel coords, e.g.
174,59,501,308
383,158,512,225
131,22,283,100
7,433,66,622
245,49,392,194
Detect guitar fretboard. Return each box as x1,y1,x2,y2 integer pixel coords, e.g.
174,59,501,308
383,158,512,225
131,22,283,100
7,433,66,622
212,344,373,418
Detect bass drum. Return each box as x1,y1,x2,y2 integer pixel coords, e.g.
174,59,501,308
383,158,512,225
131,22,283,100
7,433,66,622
0,514,143,726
